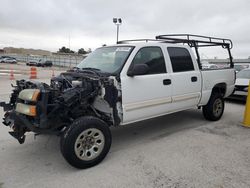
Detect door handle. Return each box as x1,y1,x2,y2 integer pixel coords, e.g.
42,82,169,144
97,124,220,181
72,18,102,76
191,76,198,82
163,79,171,85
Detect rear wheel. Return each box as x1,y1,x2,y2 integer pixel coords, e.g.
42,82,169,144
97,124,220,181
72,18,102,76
60,116,112,169
202,93,224,121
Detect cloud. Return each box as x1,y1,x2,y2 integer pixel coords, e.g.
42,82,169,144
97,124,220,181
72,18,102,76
0,0,249,57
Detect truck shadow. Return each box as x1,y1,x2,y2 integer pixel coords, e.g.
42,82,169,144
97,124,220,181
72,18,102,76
110,109,207,153
225,98,246,105
3,108,207,171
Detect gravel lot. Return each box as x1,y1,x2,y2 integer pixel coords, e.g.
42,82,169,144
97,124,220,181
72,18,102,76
0,64,250,188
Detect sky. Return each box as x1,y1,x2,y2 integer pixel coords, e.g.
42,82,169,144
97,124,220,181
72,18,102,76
0,0,249,58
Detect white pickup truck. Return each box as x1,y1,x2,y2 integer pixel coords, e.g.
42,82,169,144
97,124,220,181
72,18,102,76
1,34,235,169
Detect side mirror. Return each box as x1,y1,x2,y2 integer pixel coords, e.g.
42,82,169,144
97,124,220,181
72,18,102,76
127,64,149,77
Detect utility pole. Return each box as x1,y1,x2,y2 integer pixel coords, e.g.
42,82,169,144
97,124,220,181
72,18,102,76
68,33,71,50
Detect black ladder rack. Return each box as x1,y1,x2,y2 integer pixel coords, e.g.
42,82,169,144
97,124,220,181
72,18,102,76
117,34,234,69
155,34,234,69
117,39,164,44
155,34,233,49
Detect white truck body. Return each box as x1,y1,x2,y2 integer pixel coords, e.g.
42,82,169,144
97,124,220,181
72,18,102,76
1,34,236,169
117,43,235,124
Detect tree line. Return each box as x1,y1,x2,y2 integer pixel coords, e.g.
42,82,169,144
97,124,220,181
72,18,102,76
58,47,92,54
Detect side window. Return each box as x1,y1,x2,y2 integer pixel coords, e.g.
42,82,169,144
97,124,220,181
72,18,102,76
131,47,166,75
167,47,194,72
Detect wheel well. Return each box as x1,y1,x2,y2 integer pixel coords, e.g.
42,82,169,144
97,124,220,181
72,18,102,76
212,83,226,97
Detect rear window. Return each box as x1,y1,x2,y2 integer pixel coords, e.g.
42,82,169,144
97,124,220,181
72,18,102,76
167,47,194,72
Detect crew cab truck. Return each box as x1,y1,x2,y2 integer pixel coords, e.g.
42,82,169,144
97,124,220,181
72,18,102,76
0,34,235,169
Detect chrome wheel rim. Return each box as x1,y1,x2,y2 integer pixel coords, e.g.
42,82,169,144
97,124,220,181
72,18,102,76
74,128,105,161
213,98,223,117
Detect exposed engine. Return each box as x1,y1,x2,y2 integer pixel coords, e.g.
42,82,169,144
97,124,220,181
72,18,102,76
1,69,120,143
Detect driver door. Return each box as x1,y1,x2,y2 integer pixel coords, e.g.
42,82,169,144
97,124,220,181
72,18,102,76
120,46,172,124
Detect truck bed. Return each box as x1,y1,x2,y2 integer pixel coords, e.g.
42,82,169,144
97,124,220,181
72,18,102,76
199,68,235,105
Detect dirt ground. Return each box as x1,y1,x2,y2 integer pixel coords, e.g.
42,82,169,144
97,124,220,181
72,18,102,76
0,64,249,188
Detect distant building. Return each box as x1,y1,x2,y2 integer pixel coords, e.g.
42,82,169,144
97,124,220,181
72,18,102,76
3,47,51,56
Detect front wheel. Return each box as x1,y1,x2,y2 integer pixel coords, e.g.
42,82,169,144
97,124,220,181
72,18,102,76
60,116,112,169
202,93,225,121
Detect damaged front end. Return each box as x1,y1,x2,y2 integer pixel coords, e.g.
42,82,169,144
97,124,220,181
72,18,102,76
1,70,121,144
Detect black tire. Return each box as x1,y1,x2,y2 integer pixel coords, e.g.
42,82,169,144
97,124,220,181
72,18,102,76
202,93,224,121
60,116,112,169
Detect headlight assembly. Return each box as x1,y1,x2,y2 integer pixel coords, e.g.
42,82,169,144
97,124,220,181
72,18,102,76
16,103,36,116
18,89,40,102
16,89,40,116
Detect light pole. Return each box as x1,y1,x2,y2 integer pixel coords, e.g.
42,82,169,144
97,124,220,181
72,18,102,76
113,18,122,43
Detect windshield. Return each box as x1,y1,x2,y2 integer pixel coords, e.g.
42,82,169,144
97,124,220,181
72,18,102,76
77,46,133,74
237,69,250,79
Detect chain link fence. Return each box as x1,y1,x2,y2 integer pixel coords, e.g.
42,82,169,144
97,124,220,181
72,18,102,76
2,53,87,68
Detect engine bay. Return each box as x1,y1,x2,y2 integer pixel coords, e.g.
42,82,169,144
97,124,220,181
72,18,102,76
1,69,121,143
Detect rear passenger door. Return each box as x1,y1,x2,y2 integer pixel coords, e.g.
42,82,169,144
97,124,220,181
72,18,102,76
167,47,202,111
120,46,172,124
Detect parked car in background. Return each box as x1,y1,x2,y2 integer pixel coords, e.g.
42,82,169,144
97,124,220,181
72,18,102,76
37,60,53,67
234,64,246,73
0,57,17,64
202,63,218,69
0,55,14,59
26,60,38,66
241,64,250,69
26,59,53,67
230,69,250,100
